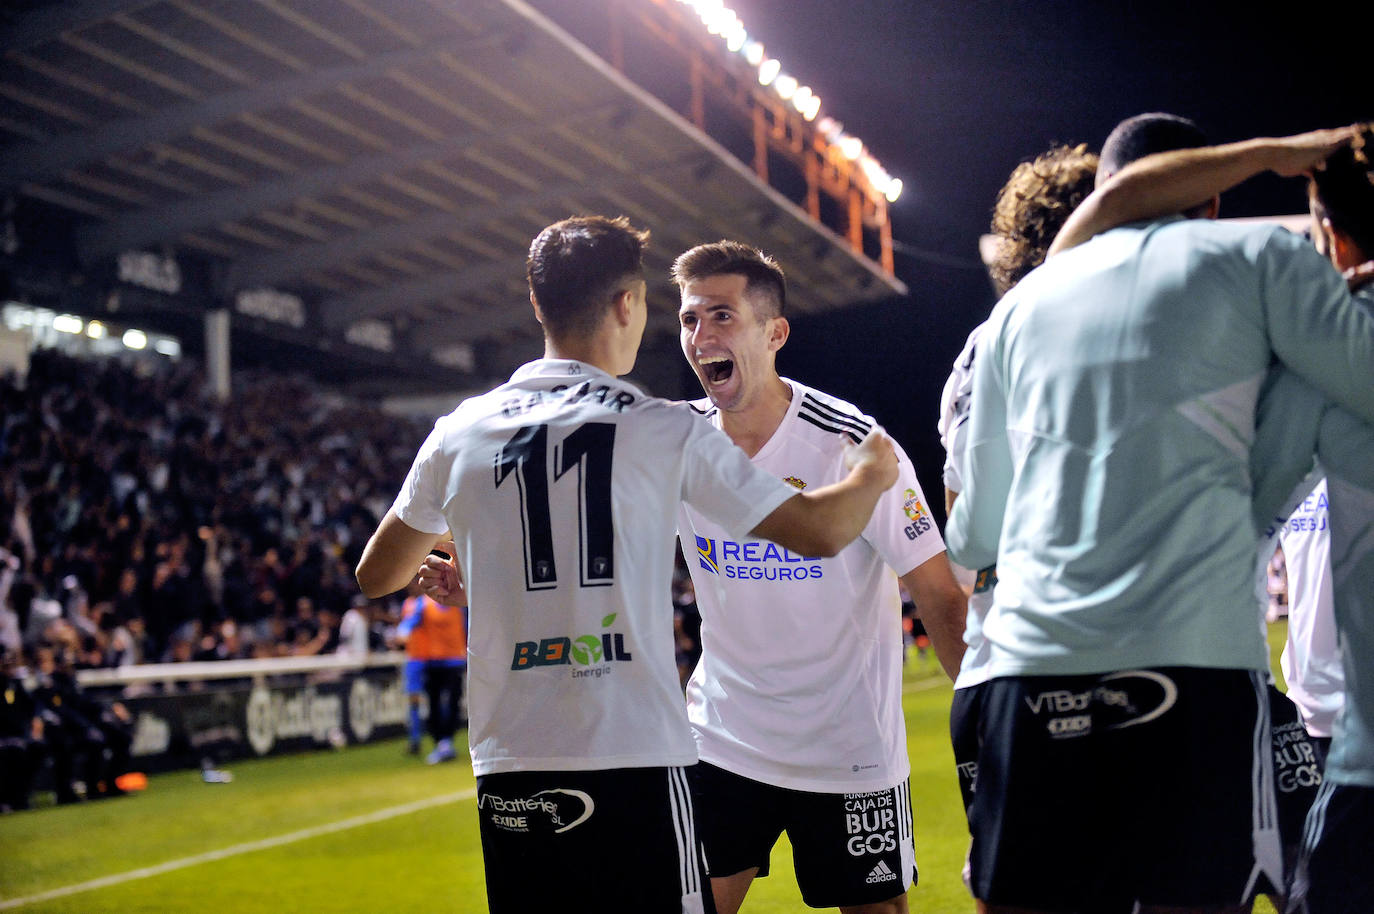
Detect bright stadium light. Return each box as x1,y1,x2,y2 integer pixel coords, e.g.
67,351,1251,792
840,136,864,160
153,337,181,357
775,74,798,100
86,320,107,339
758,57,780,86
742,40,765,66
802,94,822,121
792,85,813,111
885,178,904,202
122,329,147,350
725,24,747,52
52,314,83,334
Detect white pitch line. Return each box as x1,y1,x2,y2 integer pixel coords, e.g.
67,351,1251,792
902,675,951,695
0,788,477,911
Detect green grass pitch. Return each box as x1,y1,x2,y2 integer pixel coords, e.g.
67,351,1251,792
0,624,1291,912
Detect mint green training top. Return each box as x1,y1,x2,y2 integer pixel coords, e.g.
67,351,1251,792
946,217,1374,679
1253,285,1374,787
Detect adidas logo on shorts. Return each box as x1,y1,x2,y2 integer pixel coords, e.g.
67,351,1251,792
865,860,898,884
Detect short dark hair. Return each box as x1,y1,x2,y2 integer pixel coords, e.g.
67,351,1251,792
989,143,1099,294
1311,124,1374,259
526,215,649,339
1099,112,1208,183
671,241,786,321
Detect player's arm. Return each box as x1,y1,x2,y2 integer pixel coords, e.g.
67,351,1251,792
899,556,967,680
750,428,899,557
1048,126,1359,256
356,509,451,599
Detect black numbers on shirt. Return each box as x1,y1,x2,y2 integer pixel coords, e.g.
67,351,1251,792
495,422,615,591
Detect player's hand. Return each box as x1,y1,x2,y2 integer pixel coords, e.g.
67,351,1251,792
1346,260,1374,292
844,427,899,490
417,541,466,607
1266,125,1362,177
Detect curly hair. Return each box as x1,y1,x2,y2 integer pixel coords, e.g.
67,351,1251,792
988,144,1100,295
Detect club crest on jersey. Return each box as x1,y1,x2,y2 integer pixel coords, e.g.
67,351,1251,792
783,476,807,490
902,488,933,541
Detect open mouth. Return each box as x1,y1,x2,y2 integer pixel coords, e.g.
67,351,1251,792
699,355,734,385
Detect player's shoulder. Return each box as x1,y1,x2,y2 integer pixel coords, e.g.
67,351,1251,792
789,381,875,442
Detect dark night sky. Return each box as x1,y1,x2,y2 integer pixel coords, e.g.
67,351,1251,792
720,0,1372,521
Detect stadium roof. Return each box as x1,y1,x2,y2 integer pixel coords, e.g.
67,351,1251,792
0,0,905,396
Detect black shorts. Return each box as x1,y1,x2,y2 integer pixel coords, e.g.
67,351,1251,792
1269,684,1325,889
1288,779,1374,914
687,761,915,909
964,667,1281,911
477,766,714,914
949,685,979,816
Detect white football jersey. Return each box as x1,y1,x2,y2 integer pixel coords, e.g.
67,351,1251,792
679,379,946,792
393,359,796,776
1279,479,1343,737
939,323,996,689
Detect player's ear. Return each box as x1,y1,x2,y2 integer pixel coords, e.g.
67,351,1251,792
611,287,635,328
530,291,545,326
766,316,790,352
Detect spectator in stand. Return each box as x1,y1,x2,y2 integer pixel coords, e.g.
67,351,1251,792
0,348,431,667
1,648,47,812
30,644,133,802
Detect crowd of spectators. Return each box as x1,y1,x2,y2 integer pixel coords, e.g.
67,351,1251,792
0,348,433,675
0,346,713,810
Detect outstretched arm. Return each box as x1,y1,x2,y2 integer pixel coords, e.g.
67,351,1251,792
1048,126,1359,257
750,428,899,557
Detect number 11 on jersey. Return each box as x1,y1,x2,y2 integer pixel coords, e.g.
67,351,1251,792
495,422,616,591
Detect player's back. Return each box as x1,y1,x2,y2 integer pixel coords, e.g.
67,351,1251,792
977,217,1335,676
398,358,792,776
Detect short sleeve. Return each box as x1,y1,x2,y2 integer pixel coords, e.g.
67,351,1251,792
679,415,796,537
866,440,946,576
391,422,451,536
939,324,984,493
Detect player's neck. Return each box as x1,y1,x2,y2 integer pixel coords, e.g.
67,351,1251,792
543,337,624,377
719,374,792,458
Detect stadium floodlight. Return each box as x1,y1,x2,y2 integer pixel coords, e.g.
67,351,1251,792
791,85,812,111
758,57,780,86
122,329,147,350
775,74,798,100
885,178,904,202
153,338,181,357
86,320,107,339
52,314,84,334
743,40,765,66
704,7,735,35
802,95,822,121
840,136,864,160
725,24,747,52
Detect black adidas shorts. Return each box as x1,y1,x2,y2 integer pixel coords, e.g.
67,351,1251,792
1288,779,1374,914
687,761,915,909
963,667,1281,911
477,766,714,914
